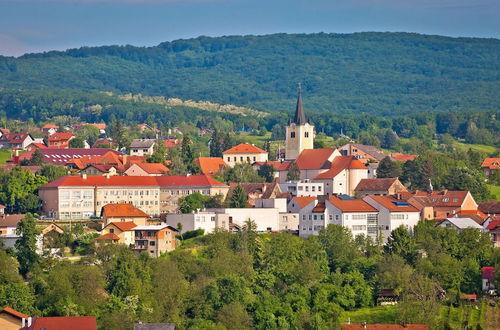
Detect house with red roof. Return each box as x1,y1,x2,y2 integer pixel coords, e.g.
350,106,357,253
408,190,478,221
339,142,387,163
252,160,291,179
389,153,418,162
481,157,500,176
196,157,227,175
223,143,268,167
101,203,150,225
313,156,368,196
41,124,59,136
287,196,318,213
0,128,11,137
47,132,75,149
96,221,137,245
20,316,97,330
364,195,420,241
0,133,34,150
482,266,495,292
0,307,28,330
124,162,169,176
14,148,124,166
484,217,500,247
355,178,407,197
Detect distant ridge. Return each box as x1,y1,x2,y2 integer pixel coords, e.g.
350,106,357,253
1,32,499,116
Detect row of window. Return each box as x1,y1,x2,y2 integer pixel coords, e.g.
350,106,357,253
290,132,310,138
226,156,257,162
60,191,93,200
297,185,322,192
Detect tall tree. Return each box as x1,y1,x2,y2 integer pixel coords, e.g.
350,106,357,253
15,213,39,276
109,117,127,149
257,163,276,183
229,185,247,208
377,156,402,178
384,225,418,265
286,161,300,181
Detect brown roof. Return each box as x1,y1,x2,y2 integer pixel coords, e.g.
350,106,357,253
0,307,28,319
478,201,500,215
312,202,326,213
0,214,26,227
295,148,337,170
106,221,137,231
223,143,267,154
0,133,31,144
22,316,97,330
367,195,419,212
253,161,291,171
343,143,387,161
390,153,418,162
341,325,428,330
96,232,120,241
102,203,149,218
196,157,227,175
328,196,378,213
134,162,169,174
315,156,366,179
410,190,470,208
47,132,75,142
481,158,500,170
355,178,401,192
291,196,317,208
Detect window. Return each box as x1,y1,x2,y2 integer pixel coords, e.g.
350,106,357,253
318,186,322,191
352,225,366,231
329,215,333,221
240,157,243,161
110,229,114,233
227,157,230,162
335,215,339,220
312,186,315,192
60,191,70,199
390,214,405,220
352,214,366,220
290,132,295,138
60,201,70,207
247,156,250,161
305,132,309,138
253,157,256,161
150,241,156,246
72,191,81,199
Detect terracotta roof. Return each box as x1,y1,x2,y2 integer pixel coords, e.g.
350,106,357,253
390,153,418,162
96,232,120,240
253,161,291,171
0,164,42,174
355,178,402,192
341,325,428,330
291,196,317,208
460,294,477,300
223,143,267,154
410,190,470,208
482,158,500,170
478,201,500,215
482,266,494,280
164,138,179,148
17,148,123,165
106,221,137,231
295,148,338,170
47,132,75,142
0,133,30,144
134,163,169,174
315,156,366,179
0,307,28,319
0,214,26,227
342,142,387,161
92,138,113,147
367,195,419,212
42,124,59,129
30,142,47,149
196,157,227,175
328,196,378,213
0,128,11,134
486,220,500,231
312,202,326,213
22,316,97,330
102,203,150,218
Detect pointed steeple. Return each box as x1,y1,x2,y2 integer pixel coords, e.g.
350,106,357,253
294,83,306,125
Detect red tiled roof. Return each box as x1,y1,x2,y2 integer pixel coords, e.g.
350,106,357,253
96,232,120,240
47,132,75,142
312,202,326,213
390,153,419,162
164,138,180,148
102,204,149,218
23,316,97,330
0,133,30,144
135,162,169,174
92,138,113,147
223,143,267,154
482,158,500,170
0,307,28,319
410,190,470,207
482,266,494,280
315,156,366,179
295,148,338,170
367,195,419,212
17,148,123,165
478,201,500,215
460,294,477,300
41,174,227,188
355,178,399,191
30,142,47,149
0,214,26,227
42,124,59,129
196,157,227,175
342,325,428,330
107,221,137,231
253,161,291,171
486,220,500,231
328,196,378,213
291,196,317,208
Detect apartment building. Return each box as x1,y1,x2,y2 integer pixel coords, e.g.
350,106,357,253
280,180,324,197
132,225,177,257
165,211,230,234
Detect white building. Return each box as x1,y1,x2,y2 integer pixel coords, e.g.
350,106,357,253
129,139,156,156
206,207,280,232
438,217,485,232
222,143,268,167
363,195,420,242
165,211,230,234
279,180,324,197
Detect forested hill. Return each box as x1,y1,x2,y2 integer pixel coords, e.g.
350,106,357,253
1,32,499,116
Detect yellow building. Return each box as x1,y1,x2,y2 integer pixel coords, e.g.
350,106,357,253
96,221,137,246
285,89,314,160
0,307,27,330
222,143,268,167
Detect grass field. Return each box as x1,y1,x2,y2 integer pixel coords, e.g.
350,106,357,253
455,141,498,155
340,306,397,324
0,149,12,164
488,185,500,201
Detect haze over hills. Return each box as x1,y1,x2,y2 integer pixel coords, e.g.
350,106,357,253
0,32,499,116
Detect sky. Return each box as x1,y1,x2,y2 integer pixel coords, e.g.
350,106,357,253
0,0,499,56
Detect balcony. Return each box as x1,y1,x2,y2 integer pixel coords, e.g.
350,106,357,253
133,244,147,250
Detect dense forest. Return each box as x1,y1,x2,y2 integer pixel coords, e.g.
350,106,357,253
1,33,499,115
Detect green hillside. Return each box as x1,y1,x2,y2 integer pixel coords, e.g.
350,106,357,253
1,32,499,116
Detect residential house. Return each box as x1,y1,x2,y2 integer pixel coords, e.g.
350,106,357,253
363,195,420,241
339,142,387,163
354,178,407,197
481,158,499,176
313,156,368,196
0,128,10,137
15,148,123,166
478,201,500,216
130,139,156,156
137,123,160,133
47,132,75,148
165,211,230,234
196,157,227,175
390,153,418,162
0,307,28,330
96,221,137,246
41,124,59,136
287,196,317,213
68,152,144,175
0,214,25,249
278,148,340,182
226,181,281,207
164,138,180,148
408,190,478,220
206,207,281,232
37,223,65,254
0,133,34,150
285,89,315,160
484,217,500,247
93,138,113,148
81,164,121,176
101,203,150,226
482,267,495,293
26,142,47,151
20,316,97,330
223,143,268,167
437,217,485,232
280,180,324,197
124,162,169,176
132,225,177,257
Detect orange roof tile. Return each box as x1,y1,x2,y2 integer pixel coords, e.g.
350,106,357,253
135,162,169,174
42,124,59,129
292,196,317,208
30,142,47,149
482,158,500,170
390,153,418,162
106,221,137,231
96,232,120,240
295,149,337,170
315,156,366,179
47,132,75,142
328,196,378,213
102,204,149,218
253,161,291,171
23,316,97,330
1,307,28,319
312,202,326,213
223,143,267,154
355,178,401,192
367,195,419,212
196,157,227,175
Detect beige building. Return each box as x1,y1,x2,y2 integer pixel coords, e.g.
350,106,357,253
101,203,150,226
96,221,137,246
222,143,268,167
285,89,314,160
39,174,229,219
132,225,177,257
165,211,230,234
0,307,27,330
129,139,155,156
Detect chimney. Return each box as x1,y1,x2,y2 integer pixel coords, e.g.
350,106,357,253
363,321,367,329
105,173,110,179
82,174,87,180
28,317,33,327
122,154,127,165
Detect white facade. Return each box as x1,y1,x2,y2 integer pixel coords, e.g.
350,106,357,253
223,152,268,167
165,212,229,234
314,168,368,196
207,208,280,232
279,213,299,232
285,123,315,160
255,198,288,213
280,180,324,197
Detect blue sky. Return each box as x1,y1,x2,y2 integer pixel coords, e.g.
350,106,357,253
0,0,499,56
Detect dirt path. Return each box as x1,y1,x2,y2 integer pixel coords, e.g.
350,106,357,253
485,301,499,330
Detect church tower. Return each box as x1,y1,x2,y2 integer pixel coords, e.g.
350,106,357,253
285,87,314,160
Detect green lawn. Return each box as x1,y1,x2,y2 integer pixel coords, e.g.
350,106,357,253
455,141,498,155
0,149,12,164
488,184,500,201
340,306,397,324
